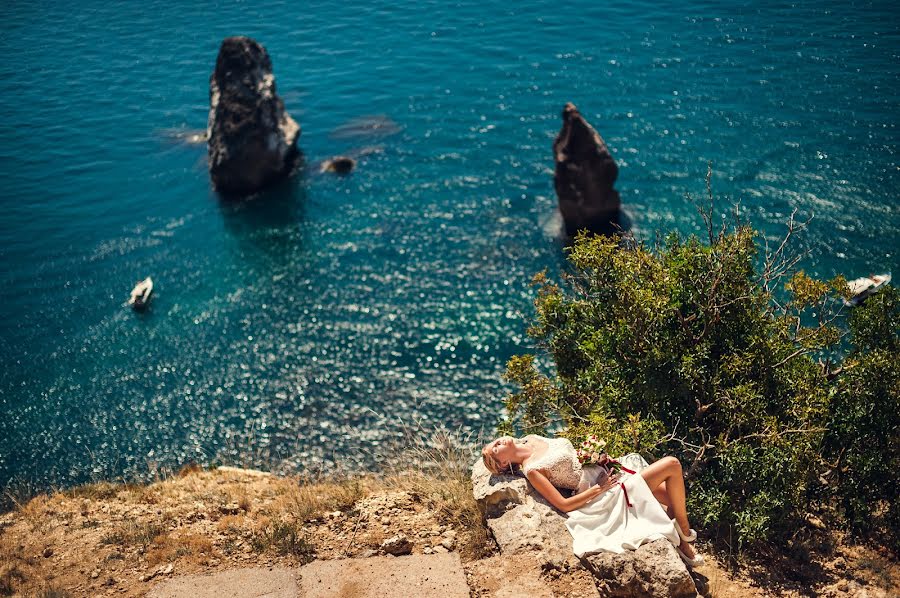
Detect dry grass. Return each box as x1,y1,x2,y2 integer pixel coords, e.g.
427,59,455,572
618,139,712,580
389,470,494,561
177,463,203,478
0,562,26,596
250,517,315,563
0,537,41,597
270,477,369,522
1,479,45,515
383,427,495,561
14,495,55,533
216,514,246,534
62,481,124,501
858,555,893,588
146,534,214,567
100,520,167,549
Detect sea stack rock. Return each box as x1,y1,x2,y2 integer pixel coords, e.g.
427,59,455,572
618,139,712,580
553,103,621,236
320,156,356,175
207,36,300,196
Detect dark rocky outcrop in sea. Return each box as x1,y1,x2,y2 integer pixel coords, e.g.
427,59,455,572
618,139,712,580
320,156,357,175
553,103,621,236
207,36,300,196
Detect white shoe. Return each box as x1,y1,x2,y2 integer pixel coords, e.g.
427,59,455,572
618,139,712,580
676,545,705,568
675,523,697,543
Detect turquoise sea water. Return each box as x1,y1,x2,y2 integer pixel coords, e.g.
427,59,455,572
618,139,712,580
1,1,897,490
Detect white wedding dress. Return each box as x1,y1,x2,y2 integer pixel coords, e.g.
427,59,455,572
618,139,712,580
521,435,681,557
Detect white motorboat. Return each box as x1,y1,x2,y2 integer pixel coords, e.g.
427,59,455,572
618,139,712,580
844,273,890,307
128,277,153,310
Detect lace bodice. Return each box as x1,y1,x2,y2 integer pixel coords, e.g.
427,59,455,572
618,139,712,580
521,435,582,490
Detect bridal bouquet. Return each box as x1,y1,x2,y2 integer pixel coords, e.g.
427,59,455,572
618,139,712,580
575,435,620,472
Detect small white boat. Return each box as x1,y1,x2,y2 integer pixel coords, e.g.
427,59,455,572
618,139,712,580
844,273,891,307
128,277,153,310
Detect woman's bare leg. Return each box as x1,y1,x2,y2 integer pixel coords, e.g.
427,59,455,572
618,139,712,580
640,457,696,557
651,480,672,518
652,482,688,553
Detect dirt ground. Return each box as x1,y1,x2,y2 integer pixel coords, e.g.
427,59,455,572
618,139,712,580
1,467,897,597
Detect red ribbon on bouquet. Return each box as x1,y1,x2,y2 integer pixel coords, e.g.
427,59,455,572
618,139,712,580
613,460,637,508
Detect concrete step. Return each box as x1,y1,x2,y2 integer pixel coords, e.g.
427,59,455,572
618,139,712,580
148,553,470,598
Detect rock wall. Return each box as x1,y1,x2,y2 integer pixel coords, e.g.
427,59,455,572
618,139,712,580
207,36,301,196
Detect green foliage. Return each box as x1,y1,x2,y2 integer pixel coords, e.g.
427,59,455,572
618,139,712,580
560,412,667,460
503,354,561,435
825,288,900,548
503,216,898,548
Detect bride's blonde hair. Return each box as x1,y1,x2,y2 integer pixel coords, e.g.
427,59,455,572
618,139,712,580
482,442,520,476
482,450,504,475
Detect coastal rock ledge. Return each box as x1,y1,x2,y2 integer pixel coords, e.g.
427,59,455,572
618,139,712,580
207,36,300,196
553,102,622,236
472,459,697,598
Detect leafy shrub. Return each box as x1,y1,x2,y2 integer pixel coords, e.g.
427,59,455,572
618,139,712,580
502,200,897,549
825,289,899,545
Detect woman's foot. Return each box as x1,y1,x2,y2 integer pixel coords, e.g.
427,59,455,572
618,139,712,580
675,521,697,543
676,540,704,567
678,540,696,558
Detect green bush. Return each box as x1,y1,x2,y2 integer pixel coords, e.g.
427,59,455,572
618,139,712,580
502,207,898,549
825,289,899,543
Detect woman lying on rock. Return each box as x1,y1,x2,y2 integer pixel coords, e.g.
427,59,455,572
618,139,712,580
481,435,704,567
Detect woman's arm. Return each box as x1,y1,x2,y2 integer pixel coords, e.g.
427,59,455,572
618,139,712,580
525,469,618,512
